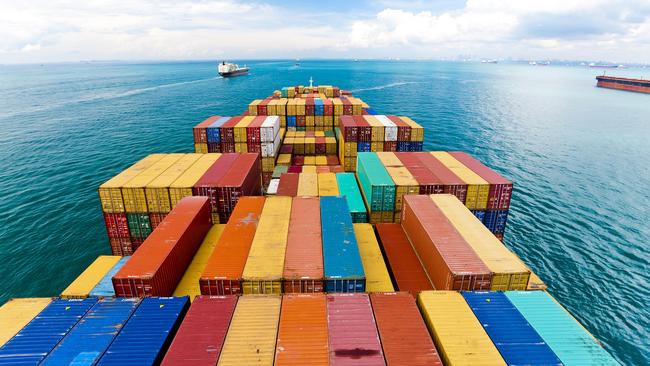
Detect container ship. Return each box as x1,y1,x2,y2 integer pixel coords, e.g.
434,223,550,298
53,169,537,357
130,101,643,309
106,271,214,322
596,75,650,94
0,84,621,365
217,61,249,77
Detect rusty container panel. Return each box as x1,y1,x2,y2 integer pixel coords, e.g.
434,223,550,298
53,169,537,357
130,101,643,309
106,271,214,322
275,294,329,365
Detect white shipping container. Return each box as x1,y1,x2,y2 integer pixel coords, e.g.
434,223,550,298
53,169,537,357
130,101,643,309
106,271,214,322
267,179,280,194
376,115,398,142
261,131,282,158
261,116,280,142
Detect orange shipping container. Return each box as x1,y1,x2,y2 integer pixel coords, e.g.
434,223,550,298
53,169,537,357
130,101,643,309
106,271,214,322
275,294,329,366
283,197,323,293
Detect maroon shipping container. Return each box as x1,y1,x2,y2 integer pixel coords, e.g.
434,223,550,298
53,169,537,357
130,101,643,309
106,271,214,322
449,151,513,210
341,97,353,115
109,237,133,256
354,116,372,142
327,293,385,366
193,116,220,144
193,153,240,213
207,142,220,153
246,116,266,144
323,98,333,115
277,173,299,197
326,155,340,165
280,144,293,154
315,137,326,154
383,141,397,152
216,153,262,222
287,166,302,173
370,292,443,366
400,195,491,291
386,116,412,142
248,142,262,154
262,172,272,188
306,98,315,116
305,131,315,138
220,142,235,153
332,87,340,97
257,98,271,115
339,116,358,142
149,213,166,230
112,196,212,297
296,115,306,127
219,116,242,143
104,212,130,238
375,224,433,294
416,153,467,202
161,295,237,366
395,153,444,194
130,237,145,251
292,156,305,166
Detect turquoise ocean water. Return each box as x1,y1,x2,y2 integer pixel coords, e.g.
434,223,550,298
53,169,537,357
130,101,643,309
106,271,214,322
0,60,648,364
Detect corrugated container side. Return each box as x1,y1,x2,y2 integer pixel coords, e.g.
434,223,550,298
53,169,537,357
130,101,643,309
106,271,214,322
61,256,122,299
217,295,281,366
394,152,444,194
193,153,240,214
146,154,202,213
353,224,394,292
417,291,505,366
122,154,185,213
431,152,490,210
449,151,513,210
168,154,221,208
161,296,237,366
283,197,323,293
275,294,329,365
370,292,443,365
336,173,368,222
297,172,319,196
357,153,396,213
216,153,262,222
385,166,419,213
90,256,130,298
277,173,299,197
0,298,52,348
326,293,385,366
317,172,339,196
416,152,468,203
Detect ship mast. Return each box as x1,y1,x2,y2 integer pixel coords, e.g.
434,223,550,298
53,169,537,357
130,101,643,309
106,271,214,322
309,77,314,88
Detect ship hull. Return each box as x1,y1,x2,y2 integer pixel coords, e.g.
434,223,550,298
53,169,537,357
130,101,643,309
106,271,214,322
219,68,249,77
596,76,650,94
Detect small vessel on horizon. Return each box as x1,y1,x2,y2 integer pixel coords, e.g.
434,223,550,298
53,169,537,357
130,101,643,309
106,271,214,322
481,59,498,64
589,62,619,69
218,62,249,77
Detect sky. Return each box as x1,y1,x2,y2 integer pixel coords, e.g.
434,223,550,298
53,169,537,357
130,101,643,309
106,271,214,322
1,0,649,64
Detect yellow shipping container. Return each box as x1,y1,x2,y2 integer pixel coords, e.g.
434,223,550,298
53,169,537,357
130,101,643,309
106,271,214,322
145,154,202,213
248,100,261,115
122,154,184,213
288,88,296,98
235,143,249,153
61,256,121,299
194,143,208,153
386,166,420,212
266,99,278,116
370,142,384,152
432,152,489,210
353,224,394,292
326,137,337,155
99,154,165,213
173,224,225,300
262,157,275,172
315,116,324,127
315,131,325,137
304,156,316,165
315,156,327,166
400,116,424,141
431,194,530,290
306,115,315,127
242,197,292,294
364,116,385,141
276,98,288,115
296,99,306,115
332,98,343,115
318,173,339,196
287,99,297,115
348,97,363,115
418,291,506,366
376,152,403,167
0,298,52,347
217,295,281,366
277,154,292,166
302,165,317,173
235,116,255,143
527,271,548,290
297,173,318,196
169,154,221,208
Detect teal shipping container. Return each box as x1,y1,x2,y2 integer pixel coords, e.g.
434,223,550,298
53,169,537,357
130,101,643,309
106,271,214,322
356,152,395,212
335,173,368,222
89,256,130,298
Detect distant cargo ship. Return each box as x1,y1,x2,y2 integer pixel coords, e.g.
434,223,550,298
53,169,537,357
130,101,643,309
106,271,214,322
589,63,620,68
218,62,249,77
596,75,650,94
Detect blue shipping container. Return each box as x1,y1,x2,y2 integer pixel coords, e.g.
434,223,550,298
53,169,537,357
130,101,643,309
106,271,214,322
357,142,371,152
321,196,365,292
89,256,130,298
364,108,378,115
206,117,230,143
471,210,486,222
0,298,97,365
397,141,410,151
505,291,620,366
96,297,189,366
463,292,562,366
483,210,509,234
287,116,297,127
41,298,141,365
314,99,324,115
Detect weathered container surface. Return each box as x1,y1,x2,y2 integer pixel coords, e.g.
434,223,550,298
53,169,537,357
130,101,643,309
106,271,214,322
327,293,385,366
169,154,221,208
418,291,505,365
275,294,329,365
374,115,398,141
370,292,443,366
216,153,262,222
90,256,130,298
375,224,433,294
161,295,237,366
42,298,141,366
450,151,514,210
0,298,97,365
463,292,562,366
376,152,403,167
96,297,189,366
122,154,185,213
401,195,492,291
113,197,212,297
335,173,368,222
126,212,152,240
267,178,280,195
0,298,52,348
317,172,339,196
321,196,365,292
357,153,396,212
297,172,319,196
242,196,292,294
200,197,264,295
173,224,225,299
432,152,490,210
283,197,323,293
506,291,620,366
431,194,529,290
193,116,220,143
103,212,130,238
193,153,240,213
277,173,299,197
217,295,281,366
385,166,419,212
61,255,121,299
99,154,165,213
261,131,281,158
397,117,424,141
354,224,393,292
109,238,133,256
302,165,317,173
146,154,202,213
416,152,468,204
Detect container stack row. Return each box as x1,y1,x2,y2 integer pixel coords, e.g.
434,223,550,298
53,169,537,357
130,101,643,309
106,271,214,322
99,153,261,254
281,130,337,155
338,115,425,171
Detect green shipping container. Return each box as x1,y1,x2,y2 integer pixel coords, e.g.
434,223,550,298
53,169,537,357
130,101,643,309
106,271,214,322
272,165,288,179
126,213,152,238
357,153,395,212
336,173,368,223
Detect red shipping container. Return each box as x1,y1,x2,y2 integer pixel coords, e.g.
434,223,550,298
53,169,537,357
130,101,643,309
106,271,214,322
219,116,242,143
257,98,271,115
104,212,129,238
247,116,266,144
327,293,384,366
277,173,299,197
326,155,340,165
109,237,133,256
193,154,240,213
262,172,273,188
248,142,262,154
353,116,372,142
283,197,323,293
296,115,306,127
130,237,145,251
416,153,467,203
149,213,166,230
287,166,302,173
292,156,305,166
193,116,220,144
306,98,315,116
305,131,315,138
323,98,333,115
281,144,293,154
220,142,235,153
316,166,330,173
112,196,212,297
161,295,238,366
375,224,433,294
383,141,397,152
216,153,262,222
400,195,491,291
339,116,358,142
329,165,344,173
387,116,411,142
449,151,513,210
200,197,264,295
207,142,220,153
341,98,353,115
370,292,443,366
395,153,444,194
